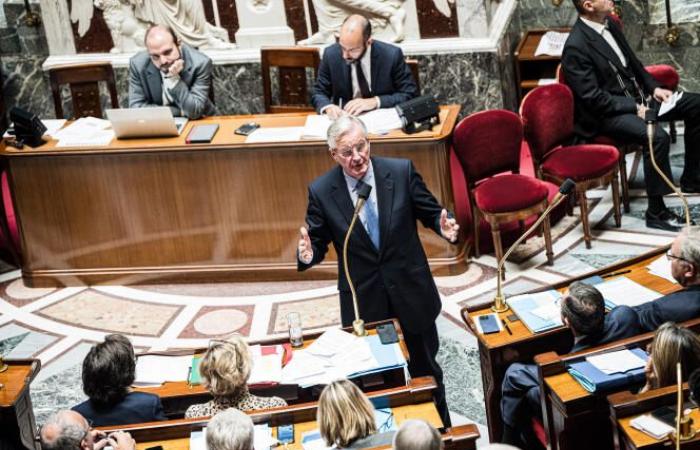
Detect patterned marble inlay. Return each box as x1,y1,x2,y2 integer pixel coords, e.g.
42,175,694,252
37,291,181,336
269,295,340,334
649,0,700,24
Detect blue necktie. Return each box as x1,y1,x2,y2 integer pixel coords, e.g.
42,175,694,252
356,180,380,250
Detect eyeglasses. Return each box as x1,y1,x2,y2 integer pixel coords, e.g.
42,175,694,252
334,140,369,159
666,251,693,265
376,409,395,433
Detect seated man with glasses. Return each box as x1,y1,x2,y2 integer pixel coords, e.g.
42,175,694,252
40,410,135,450
634,227,700,332
500,282,641,447
297,115,459,427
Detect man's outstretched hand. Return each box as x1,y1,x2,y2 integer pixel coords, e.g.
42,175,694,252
298,226,313,264
439,209,459,243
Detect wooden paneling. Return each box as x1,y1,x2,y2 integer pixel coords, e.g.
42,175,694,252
2,107,462,286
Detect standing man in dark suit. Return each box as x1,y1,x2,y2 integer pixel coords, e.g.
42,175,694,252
500,282,641,447
129,25,217,119
562,0,700,231
635,227,700,331
311,15,417,119
297,116,459,426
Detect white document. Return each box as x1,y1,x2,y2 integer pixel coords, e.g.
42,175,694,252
647,255,678,285
42,119,67,137
248,345,283,385
531,302,562,322
302,115,333,140
245,126,303,143
306,328,358,357
538,78,558,86
280,350,329,385
190,429,207,450
254,424,276,450
358,108,403,134
55,130,114,147
134,354,192,385
534,31,569,57
586,349,646,375
596,276,663,307
630,414,674,440
659,91,684,117
53,117,110,139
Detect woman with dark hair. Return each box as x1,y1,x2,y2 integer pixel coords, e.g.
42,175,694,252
72,334,167,426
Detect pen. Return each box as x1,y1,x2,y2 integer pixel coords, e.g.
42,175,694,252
502,319,512,335
186,366,192,389
602,269,632,278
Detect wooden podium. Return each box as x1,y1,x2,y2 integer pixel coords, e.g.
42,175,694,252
0,359,41,450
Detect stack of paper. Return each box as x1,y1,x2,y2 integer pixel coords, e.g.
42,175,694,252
301,108,403,140
595,277,662,309
134,355,192,386
248,344,284,385
190,429,206,450
630,415,674,439
568,347,648,392
647,255,678,285
53,117,114,147
301,115,333,140
254,424,275,450
507,290,563,333
245,126,303,143
534,31,569,57
586,349,646,375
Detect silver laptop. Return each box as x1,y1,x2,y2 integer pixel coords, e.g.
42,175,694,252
106,107,188,139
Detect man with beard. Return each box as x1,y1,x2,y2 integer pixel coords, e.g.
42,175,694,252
128,25,217,119
311,14,417,118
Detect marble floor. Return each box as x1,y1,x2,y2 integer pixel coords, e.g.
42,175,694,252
0,135,695,446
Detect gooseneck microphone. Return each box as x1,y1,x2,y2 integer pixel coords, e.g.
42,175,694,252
343,181,372,336
645,108,691,227
491,179,576,312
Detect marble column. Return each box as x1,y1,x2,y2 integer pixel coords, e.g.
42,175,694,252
234,0,295,47
39,0,75,54
457,0,489,38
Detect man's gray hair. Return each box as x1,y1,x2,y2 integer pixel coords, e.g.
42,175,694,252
206,408,254,450
327,115,367,149
40,411,87,450
392,419,442,450
680,226,700,268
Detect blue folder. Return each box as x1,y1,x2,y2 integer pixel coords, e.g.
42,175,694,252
567,347,648,393
347,334,407,379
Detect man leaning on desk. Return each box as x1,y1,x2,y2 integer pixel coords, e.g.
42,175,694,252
634,227,700,331
311,14,418,119
128,25,217,120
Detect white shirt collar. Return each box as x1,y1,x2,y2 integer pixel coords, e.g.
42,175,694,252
580,16,607,35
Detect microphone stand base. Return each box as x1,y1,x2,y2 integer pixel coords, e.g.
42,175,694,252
0,359,7,373
491,295,510,313
352,319,368,337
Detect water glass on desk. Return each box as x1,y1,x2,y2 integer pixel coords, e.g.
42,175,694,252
287,312,304,348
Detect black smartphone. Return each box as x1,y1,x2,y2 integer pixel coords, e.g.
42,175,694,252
145,446,164,450
235,122,260,136
278,424,294,444
377,323,399,344
478,314,500,334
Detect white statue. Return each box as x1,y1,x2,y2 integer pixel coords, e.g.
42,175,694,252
69,0,235,53
298,0,455,45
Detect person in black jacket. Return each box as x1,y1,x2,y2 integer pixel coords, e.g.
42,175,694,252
297,115,459,426
500,282,641,447
311,15,417,118
72,334,166,426
562,0,700,231
635,228,700,331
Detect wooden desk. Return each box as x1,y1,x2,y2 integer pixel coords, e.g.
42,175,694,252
134,319,410,418
609,384,699,450
1,359,41,450
514,28,570,101
461,245,678,442
536,315,700,450
0,106,462,287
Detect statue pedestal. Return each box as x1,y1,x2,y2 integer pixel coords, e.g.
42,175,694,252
234,0,295,48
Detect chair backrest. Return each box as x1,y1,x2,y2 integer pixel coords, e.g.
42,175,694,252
405,58,421,95
48,62,119,120
452,109,523,184
260,47,320,114
520,83,574,162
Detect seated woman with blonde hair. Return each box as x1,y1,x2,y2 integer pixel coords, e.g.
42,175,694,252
184,336,287,419
318,379,395,449
641,322,700,393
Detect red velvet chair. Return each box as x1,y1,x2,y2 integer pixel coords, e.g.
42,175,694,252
452,110,553,266
520,84,622,249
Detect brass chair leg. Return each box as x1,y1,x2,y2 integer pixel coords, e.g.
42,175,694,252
611,174,622,228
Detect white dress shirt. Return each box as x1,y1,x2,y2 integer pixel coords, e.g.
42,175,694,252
581,17,627,67
342,161,379,237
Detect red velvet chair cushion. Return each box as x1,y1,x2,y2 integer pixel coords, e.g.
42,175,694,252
542,144,619,181
453,110,523,181
646,64,680,90
473,174,549,213
520,84,575,161
531,417,547,448
1,171,18,254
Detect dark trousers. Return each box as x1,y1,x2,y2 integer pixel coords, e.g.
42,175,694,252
599,92,700,197
501,363,542,447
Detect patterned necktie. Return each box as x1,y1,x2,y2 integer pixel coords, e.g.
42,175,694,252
354,60,372,99
356,180,380,250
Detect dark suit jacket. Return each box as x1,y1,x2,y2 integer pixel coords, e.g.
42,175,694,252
501,305,641,428
299,157,445,333
634,285,700,332
561,17,660,138
72,392,167,427
311,40,417,113
128,44,217,119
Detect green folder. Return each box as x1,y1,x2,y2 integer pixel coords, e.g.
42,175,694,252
188,355,202,385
